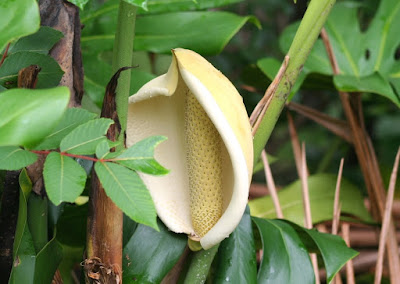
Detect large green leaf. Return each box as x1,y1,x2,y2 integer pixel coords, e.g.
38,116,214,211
0,146,37,170
0,51,64,89
94,162,157,230
212,206,257,283
9,170,63,284
0,87,70,148
7,26,63,55
35,108,97,150
253,218,315,284
59,118,113,155
123,219,187,283
114,136,168,175
43,152,87,205
81,11,258,55
285,220,358,283
248,174,372,225
0,0,40,51
269,1,400,106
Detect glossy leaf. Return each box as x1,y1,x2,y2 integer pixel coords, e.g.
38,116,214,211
274,0,400,107
43,152,87,205
81,11,259,56
253,218,315,284
60,118,113,155
285,220,358,283
35,108,97,150
123,219,186,283
0,52,64,89
94,162,157,230
0,146,37,170
212,206,257,283
8,26,63,55
0,0,40,51
141,0,242,13
114,136,168,175
0,87,70,148
249,174,372,225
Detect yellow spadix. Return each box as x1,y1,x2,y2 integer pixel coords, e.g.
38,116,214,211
127,48,253,250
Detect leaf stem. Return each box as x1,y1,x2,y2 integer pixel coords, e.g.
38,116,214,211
183,245,220,284
112,1,137,148
252,0,336,162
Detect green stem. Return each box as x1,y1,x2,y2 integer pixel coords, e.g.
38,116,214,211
253,0,336,162
112,0,137,149
27,194,48,253
183,245,219,284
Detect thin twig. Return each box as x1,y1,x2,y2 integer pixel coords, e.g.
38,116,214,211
287,112,303,178
299,143,320,284
375,147,400,284
342,223,355,284
332,158,344,235
300,143,312,229
261,150,283,218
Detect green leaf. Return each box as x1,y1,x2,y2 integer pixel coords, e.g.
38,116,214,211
81,11,258,56
284,220,358,283
123,0,148,10
35,108,97,150
9,170,63,284
0,146,37,170
8,26,63,55
0,87,70,148
43,152,87,205
66,0,89,10
114,136,168,175
96,140,110,159
123,219,186,283
276,1,400,106
60,118,113,154
0,51,64,89
0,0,40,51
212,206,257,283
95,162,157,230
252,218,315,284
249,174,373,225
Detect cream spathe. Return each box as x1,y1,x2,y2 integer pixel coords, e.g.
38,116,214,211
127,48,253,249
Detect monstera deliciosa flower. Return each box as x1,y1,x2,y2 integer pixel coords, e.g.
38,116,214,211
127,48,253,250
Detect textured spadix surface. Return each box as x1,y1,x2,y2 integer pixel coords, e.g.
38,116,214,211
127,48,253,249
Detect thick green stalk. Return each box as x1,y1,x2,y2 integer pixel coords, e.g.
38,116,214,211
183,245,219,284
253,0,336,162
112,0,137,147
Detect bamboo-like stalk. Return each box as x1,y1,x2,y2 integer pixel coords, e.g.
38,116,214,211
84,2,137,283
331,158,344,235
342,223,355,284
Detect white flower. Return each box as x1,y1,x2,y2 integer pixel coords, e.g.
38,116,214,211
127,48,253,250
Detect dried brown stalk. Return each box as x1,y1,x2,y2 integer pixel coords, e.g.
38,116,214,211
286,102,353,144
342,223,355,284
287,112,303,177
250,56,289,135
374,147,400,284
261,150,283,218
332,158,344,235
320,28,400,283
